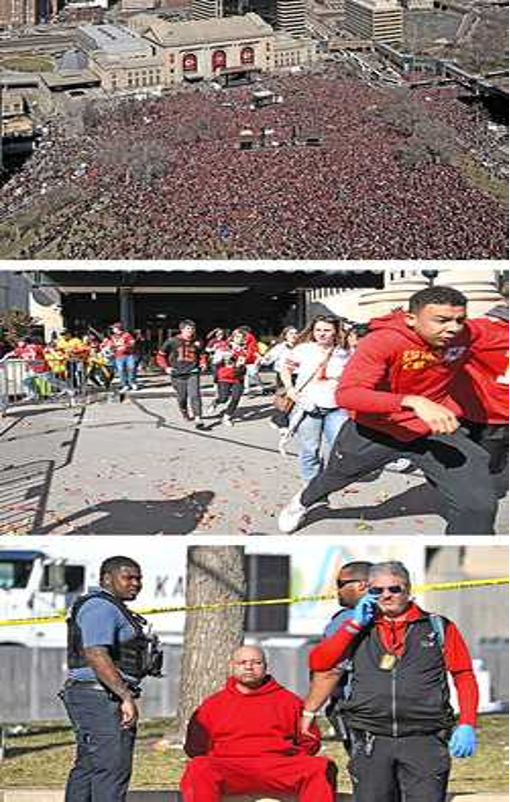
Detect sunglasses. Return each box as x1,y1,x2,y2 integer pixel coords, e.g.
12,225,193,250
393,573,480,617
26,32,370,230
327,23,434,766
336,579,361,589
369,585,405,596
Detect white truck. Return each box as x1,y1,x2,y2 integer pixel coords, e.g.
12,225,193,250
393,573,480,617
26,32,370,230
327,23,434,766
0,538,426,648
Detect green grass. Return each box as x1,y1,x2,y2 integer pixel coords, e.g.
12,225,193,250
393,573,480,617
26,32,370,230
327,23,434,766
461,156,509,207
0,715,507,793
0,55,54,73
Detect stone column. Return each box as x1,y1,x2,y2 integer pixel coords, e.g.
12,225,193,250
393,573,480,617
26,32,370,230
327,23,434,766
119,286,134,329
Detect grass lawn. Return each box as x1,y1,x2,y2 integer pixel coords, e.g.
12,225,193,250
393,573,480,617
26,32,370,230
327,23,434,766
0,55,54,72
461,156,509,207
0,715,507,793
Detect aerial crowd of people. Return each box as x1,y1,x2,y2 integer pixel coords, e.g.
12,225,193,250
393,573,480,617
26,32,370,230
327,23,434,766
1,70,507,259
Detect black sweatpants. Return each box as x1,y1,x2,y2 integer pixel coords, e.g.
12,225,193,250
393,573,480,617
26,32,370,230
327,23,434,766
463,420,508,499
301,420,497,535
171,373,202,418
217,381,244,418
348,731,450,802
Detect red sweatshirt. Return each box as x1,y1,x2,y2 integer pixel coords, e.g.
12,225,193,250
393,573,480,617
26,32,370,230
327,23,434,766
309,602,478,727
453,312,509,424
335,311,471,441
184,675,321,758
12,344,48,373
215,341,259,384
101,332,135,359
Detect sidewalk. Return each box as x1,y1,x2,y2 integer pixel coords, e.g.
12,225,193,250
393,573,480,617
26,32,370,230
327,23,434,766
0,376,507,535
1,792,508,802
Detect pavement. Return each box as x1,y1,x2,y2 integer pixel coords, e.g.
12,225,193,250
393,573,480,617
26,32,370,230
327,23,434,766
1,793,508,802
0,375,507,536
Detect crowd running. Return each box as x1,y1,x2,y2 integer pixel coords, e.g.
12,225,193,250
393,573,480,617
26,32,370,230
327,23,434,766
1,71,507,260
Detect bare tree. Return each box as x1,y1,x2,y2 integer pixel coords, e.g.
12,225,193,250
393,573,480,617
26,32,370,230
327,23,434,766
177,546,246,739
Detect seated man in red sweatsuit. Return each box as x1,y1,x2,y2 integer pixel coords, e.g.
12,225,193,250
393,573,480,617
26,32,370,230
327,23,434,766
180,644,337,802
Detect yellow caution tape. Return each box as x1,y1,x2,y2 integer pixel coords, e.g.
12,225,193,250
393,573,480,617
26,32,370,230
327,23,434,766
0,577,507,627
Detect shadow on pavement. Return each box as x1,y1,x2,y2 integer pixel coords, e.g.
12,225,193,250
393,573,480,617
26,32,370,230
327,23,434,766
0,459,54,535
36,490,216,534
305,482,446,530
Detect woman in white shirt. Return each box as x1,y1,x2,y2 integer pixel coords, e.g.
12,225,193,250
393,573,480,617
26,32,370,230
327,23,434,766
280,316,351,482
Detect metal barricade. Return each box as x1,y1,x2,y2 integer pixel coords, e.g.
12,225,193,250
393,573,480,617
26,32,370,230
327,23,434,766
0,359,28,414
0,358,76,415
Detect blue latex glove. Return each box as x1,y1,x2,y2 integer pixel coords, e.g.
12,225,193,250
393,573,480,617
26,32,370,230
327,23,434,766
449,725,477,758
351,594,378,627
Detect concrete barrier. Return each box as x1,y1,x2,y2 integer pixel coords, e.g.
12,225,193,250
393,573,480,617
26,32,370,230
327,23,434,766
0,791,508,802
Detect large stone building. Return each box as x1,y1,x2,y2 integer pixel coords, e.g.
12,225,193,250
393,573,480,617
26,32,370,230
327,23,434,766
273,31,317,69
344,0,403,43
0,273,30,315
307,268,506,321
0,0,36,25
77,23,165,93
128,13,274,84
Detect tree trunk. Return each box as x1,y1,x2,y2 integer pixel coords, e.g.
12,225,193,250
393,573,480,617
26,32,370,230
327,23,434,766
177,546,246,739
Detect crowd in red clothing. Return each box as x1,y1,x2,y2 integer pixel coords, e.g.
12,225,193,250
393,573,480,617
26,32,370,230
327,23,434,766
1,70,507,260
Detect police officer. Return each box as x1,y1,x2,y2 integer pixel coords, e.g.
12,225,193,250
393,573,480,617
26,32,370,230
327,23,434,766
60,556,163,802
302,561,373,743
306,561,479,802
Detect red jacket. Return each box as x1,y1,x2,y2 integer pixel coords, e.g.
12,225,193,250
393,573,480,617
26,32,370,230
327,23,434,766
12,344,48,373
453,312,509,424
335,311,470,441
309,602,478,727
184,675,321,758
101,332,135,359
215,341,259,384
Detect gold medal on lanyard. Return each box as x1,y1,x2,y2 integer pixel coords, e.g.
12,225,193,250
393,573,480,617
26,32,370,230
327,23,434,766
379,653,397,671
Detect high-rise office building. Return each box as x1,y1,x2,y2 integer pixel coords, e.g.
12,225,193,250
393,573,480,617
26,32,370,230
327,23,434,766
191,0,221,19
0,0,37,25
275,0,306,36
344,0,403,43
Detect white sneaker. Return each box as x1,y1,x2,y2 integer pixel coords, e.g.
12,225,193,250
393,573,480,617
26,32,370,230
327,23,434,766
278,491,308,534
385,458,413,473
129,383,138,391
222,415,233,427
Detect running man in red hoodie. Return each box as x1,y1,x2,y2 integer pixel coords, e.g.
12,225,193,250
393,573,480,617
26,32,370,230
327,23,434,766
180,644,337,802
304,561,479,802
279,285,498,535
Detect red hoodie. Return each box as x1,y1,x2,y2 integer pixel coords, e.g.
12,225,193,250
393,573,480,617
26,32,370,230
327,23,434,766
335,311,471,441
309,602,478,726
215,340,259,384
184,675,321,758
12,344,48,373
453,313,509,424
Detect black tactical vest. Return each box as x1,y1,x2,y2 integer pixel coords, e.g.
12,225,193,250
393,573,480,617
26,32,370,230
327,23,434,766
67,590,153,679
340,613,455,737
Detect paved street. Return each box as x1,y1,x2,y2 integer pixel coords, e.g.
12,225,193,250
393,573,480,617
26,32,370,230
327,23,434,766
0,375,507,536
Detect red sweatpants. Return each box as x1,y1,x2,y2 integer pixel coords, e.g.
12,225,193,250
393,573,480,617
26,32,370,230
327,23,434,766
180,754,337,802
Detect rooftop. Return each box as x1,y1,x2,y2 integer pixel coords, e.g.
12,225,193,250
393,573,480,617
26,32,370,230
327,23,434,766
138,12,273,47
78,23,153,53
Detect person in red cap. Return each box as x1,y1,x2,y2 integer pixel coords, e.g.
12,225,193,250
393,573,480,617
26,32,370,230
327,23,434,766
278,285,498,535
180,644,337,802
102,323,137,392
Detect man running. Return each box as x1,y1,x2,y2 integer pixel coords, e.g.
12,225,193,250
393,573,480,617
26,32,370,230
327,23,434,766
157,320,207,429
278,286,497,535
